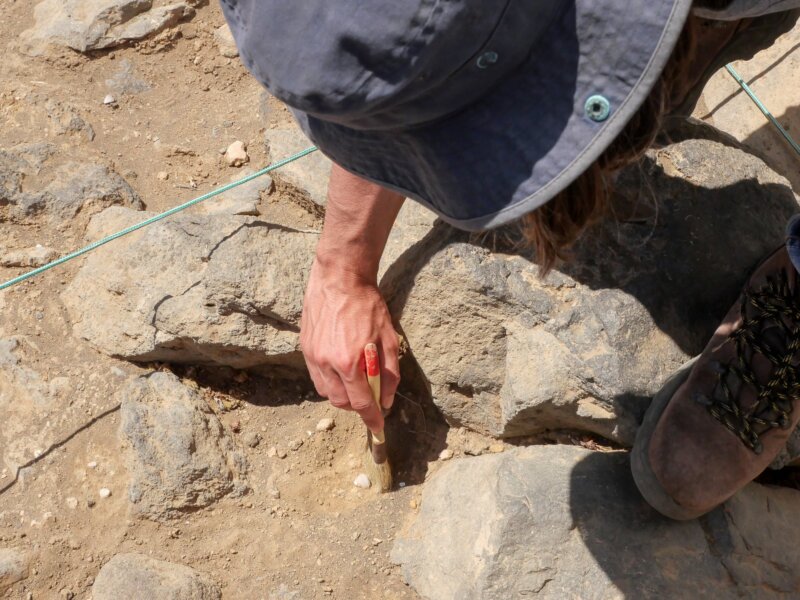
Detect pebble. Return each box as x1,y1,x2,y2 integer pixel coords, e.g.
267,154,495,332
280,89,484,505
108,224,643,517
87,461,98,469
65,497,78,510
98,488,111,499
438,448,453,461
157,171,169,181
224,140,249,167
243,432,261,448
276,448,288,459
266,447,277,458
315,418,335,432
287,439,303,451
353,474,371,489
409,499,418,509
102,94,116,105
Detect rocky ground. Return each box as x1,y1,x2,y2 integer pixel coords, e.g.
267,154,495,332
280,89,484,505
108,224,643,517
1,2,800,599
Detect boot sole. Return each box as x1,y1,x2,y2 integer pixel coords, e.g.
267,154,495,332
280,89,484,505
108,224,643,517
630,356,702,520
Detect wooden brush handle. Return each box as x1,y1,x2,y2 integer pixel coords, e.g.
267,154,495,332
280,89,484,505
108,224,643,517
364,343,385,445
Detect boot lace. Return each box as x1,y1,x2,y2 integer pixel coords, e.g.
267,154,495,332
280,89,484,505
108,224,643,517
700,267,800,454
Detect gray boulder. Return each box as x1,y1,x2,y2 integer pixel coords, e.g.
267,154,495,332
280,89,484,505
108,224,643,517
0,338,57,477
392,445,800,599
265,126,332,205
383,140,799,444
0,548,29,594
0,150,141,224
119,371,248,521
62,207,317,373
93,553,220,599
20,0,195,55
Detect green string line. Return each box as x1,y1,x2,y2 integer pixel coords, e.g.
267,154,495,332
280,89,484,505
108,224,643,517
725,64,800,158
0,145,318,292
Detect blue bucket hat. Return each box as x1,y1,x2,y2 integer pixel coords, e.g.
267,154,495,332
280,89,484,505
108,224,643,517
221,0,694,230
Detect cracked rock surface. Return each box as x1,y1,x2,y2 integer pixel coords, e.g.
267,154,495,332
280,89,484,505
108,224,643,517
383,140,800,445
61,206,317,374
20,0,197,55
391,444,800,599
119,371,248,521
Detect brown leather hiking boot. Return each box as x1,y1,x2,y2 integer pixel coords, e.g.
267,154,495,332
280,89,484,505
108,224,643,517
632,244,800,520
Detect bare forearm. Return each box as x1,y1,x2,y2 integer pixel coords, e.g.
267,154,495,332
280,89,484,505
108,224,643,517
315,164,405,283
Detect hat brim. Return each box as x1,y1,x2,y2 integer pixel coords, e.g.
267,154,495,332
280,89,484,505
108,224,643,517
293,0,694,231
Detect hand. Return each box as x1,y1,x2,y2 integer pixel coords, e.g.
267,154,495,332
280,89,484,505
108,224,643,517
299,164,405,433
300,260,400,433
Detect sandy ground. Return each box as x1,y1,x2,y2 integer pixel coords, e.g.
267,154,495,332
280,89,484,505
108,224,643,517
2,2,800,599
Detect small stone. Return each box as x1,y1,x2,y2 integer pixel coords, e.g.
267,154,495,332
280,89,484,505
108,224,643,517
224,141,249,167
353,474,371,489
65,497,78,509
266,447,277,458
103,94,116,105
316,418,335,432
268,488,281,500
214,24,239,58
157,171,169,181
244,432,261,448
230,420,241,433
288,439,303,451
372,538,382,546
489,443,505,454
276,448,288,459
438,449,453,461
87,499,96,508
60,589,74,600
98,488,111,499
351,532,361,541
409,499,418,509
87,461,98,469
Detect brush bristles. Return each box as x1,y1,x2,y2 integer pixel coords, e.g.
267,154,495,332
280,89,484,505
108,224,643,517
363,441,393,492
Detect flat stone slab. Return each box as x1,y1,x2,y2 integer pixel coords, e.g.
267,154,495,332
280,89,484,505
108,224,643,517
392,445,800,599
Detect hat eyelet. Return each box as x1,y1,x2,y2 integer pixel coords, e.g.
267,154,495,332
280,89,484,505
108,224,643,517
476,51,498,69
585,95,611,122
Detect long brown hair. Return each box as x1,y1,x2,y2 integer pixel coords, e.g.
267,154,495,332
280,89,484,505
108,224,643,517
520,14,701,274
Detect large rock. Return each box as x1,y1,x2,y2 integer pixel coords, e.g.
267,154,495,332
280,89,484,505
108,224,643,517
383,140,800,444
20,0,195,55
0,548,29,594
0,338,58,477
265,126,332,205
62,207,317,373
119,371,248,521
93,553,220,599
392,445,800,599
0,150,141,224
